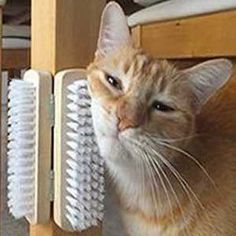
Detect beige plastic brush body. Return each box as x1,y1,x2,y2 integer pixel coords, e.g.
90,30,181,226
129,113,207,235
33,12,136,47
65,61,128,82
54,69,105,232
7,69,52,224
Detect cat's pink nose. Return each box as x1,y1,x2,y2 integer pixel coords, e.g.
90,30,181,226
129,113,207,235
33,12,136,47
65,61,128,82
117,99,146,132
118,118,138,132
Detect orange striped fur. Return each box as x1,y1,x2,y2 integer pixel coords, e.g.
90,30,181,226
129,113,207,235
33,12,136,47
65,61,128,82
86,2,236,235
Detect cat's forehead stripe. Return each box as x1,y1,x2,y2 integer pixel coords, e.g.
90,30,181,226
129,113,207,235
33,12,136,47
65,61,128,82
119,50,178,96
88,47,179,98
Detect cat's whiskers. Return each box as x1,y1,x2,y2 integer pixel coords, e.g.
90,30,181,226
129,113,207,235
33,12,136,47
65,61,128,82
144,152,163,216
152,149,216,230
146,152,189,235
135,146,177,230
124,135,204,212
146,150,176,227
146,133,203,144
144,135,219,230
147,134,219,195
146,152,191,236
147,139,204,210
145,145,197,236
135,149,147,210
143,136,214,228
127,137,191,236
127,143,160,214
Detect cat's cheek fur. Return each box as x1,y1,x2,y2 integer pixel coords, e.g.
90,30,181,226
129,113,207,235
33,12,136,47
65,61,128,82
90,98,138,183
91,98,122,159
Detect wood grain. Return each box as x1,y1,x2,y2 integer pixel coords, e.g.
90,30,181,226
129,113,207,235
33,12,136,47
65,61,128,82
131,25,141,48
31,0,55,73
131,10,236,58
24,70,52,224
32,0,106,74
30,221,101,236
31,0,105,235
30,221,54,236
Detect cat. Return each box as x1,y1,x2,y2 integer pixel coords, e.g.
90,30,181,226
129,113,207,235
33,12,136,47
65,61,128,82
87,2,236,235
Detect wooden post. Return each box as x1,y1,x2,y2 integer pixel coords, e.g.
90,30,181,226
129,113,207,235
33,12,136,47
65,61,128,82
31,0,106,74
30,0,106,235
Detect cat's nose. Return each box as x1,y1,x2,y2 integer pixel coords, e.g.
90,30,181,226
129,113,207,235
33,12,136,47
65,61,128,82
118,117,138,132
117,99,146,132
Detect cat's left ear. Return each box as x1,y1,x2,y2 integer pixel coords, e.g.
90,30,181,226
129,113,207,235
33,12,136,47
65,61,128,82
183,59,233,113
95,2,132,59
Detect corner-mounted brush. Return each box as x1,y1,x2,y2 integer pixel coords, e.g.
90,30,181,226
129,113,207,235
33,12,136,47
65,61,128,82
7,69,52,224
54,69,105,232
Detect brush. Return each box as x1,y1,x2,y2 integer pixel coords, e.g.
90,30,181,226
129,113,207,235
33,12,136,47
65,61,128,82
54,69,105,231
7,69,52,224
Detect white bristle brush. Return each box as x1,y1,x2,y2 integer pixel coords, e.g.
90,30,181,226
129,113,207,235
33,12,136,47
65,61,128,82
54,69,105,232
7,70,52,224
7,79,36,220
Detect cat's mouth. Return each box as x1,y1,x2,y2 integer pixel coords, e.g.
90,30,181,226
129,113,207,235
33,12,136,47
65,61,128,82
118,128,139,145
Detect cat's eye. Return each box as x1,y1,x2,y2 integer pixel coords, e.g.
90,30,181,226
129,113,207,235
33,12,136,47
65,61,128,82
152,101,174,112
105,74,122,90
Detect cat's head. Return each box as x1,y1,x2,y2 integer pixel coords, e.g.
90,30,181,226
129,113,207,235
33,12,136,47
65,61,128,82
87,2,232,175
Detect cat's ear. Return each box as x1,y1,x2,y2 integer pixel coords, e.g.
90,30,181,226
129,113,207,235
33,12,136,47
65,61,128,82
95,2,131,59
184,59,232,113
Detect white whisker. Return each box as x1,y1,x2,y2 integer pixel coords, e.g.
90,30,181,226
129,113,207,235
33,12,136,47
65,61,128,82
125,136,205,210
146,150,176,227
146,133,202,144
128,137,191,236
148,154,191,236
133,147,160,215
148,135,219,195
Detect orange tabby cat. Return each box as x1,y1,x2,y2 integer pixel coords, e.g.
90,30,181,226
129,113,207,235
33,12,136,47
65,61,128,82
87,2,236,235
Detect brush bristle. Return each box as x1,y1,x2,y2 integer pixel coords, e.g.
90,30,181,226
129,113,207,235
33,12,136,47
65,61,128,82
7,79,36,220
65,79,104,231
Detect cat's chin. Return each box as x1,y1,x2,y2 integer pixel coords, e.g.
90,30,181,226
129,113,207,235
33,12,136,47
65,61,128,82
97,135,131,164
96,129,136,165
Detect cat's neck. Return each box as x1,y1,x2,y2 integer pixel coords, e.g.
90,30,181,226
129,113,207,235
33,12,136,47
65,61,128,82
106,152,192,219
105,134,234,233
106,138,214,220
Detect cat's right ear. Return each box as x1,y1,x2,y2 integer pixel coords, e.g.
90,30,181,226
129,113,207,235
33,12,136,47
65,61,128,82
95,2,132,59
183,59,233,113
